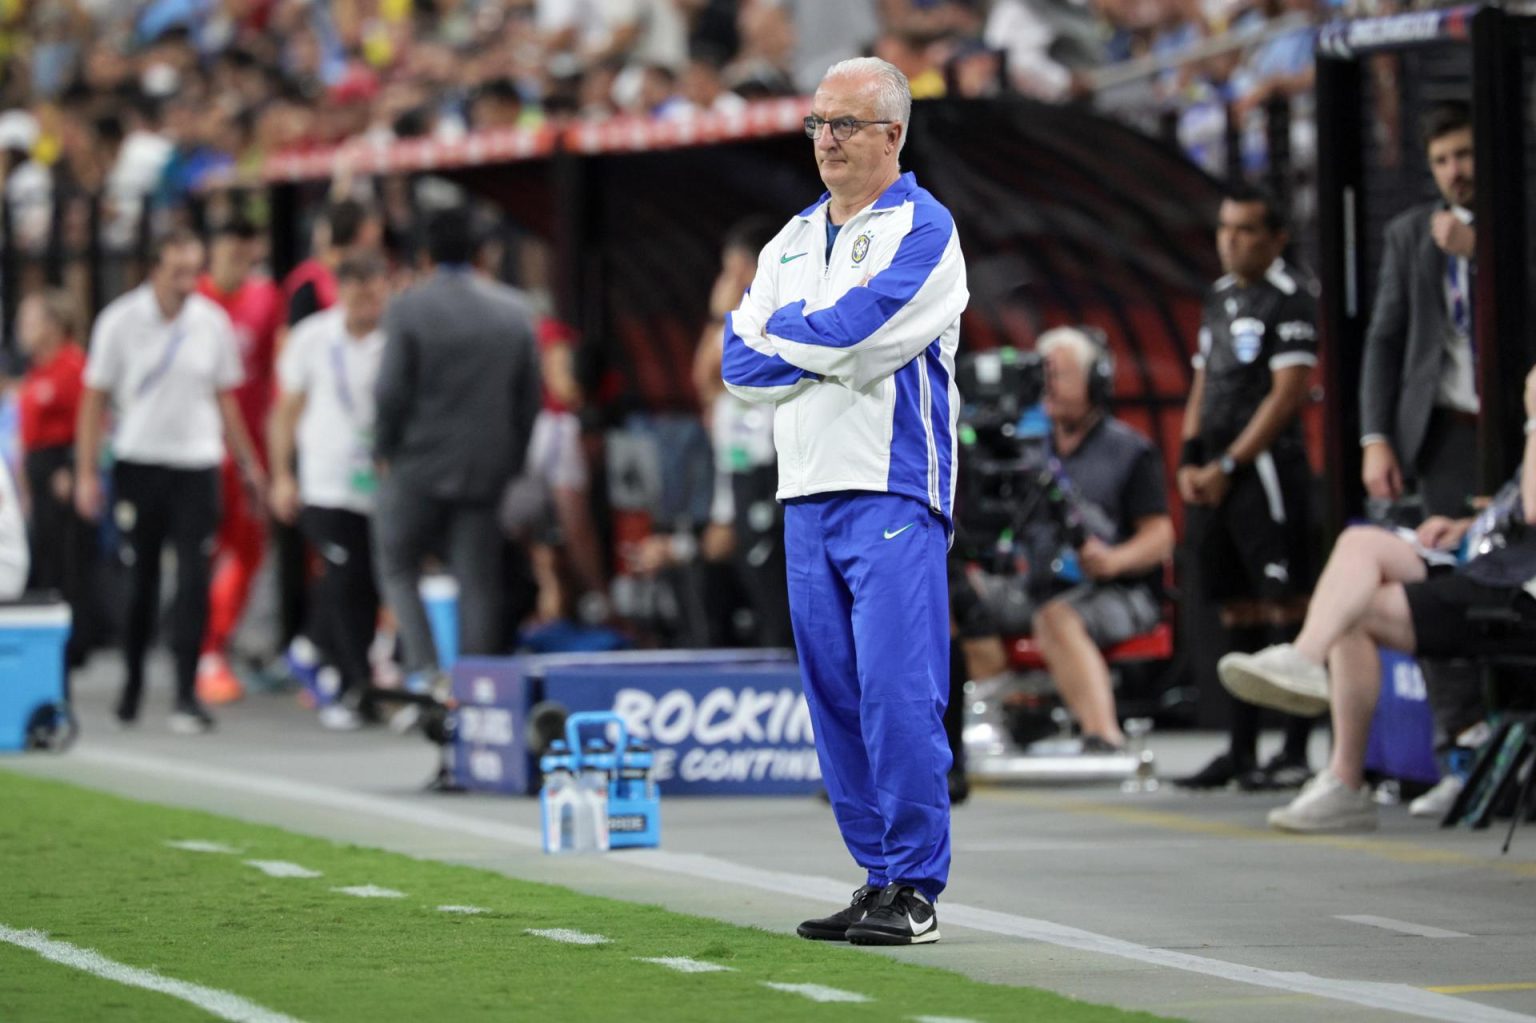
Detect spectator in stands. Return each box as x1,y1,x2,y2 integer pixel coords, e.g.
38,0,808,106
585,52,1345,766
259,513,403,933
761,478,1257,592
15,289,92,659
1358,101,1483,817
269,252,389,731
75,228,265,734
373,205,542,694
1176,184,1320,792
194,216,284,706
958,327,1174,752
1219,363,1536,833
723,57,965,946
674,48,748,117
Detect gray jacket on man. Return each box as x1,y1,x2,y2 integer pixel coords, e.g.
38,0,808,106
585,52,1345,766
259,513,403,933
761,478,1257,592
374,268,542,503
1359,200,1462,472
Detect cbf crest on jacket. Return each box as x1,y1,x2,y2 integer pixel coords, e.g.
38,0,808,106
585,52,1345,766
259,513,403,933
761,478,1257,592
721,172,968,527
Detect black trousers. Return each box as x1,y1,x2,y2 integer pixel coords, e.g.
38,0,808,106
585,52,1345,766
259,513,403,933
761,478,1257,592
113,461,220,713
24,445,97,665
299,506,379,703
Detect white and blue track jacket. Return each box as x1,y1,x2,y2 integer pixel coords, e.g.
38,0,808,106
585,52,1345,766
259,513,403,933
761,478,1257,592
721,172,968,526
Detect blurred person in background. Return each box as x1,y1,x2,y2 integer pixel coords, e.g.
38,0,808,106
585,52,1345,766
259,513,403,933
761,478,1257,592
193,215,284,705
373,205,541,695
1175,185,1319,792
75,228,266,734
15,289,92,657
269,252,389,732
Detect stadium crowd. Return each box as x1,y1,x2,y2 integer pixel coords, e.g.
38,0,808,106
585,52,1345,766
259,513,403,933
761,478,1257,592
0,1,1526,846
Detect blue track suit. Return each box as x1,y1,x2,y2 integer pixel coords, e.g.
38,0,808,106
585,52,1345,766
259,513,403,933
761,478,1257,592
786,492,952,899
720,172,968,901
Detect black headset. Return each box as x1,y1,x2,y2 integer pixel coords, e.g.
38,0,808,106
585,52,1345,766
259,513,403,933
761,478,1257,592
1079,326,1116,408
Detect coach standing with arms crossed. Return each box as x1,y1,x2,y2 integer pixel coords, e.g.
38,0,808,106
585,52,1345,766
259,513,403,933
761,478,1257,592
722,57,967,947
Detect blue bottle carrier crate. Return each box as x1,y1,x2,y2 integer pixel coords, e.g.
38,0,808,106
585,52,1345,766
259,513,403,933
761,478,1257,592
540,711,661,851
0,601,71,751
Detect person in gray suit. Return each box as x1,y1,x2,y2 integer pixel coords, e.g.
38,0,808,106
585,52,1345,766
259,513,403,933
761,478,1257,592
1360,102,1478,521
373,206,542,692
1357,101,1482,819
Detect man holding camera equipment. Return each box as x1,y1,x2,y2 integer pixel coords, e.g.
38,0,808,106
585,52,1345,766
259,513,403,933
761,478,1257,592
952,328,1173,752
722,57,965,946
1176,185,1320,792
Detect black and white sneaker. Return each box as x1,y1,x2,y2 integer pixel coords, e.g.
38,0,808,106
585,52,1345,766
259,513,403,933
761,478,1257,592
845,883,940,946
169,699,216,735
796,884,883,941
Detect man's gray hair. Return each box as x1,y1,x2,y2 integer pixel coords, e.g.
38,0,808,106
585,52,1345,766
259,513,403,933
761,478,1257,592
822,56,912,153
1037,326,1102,376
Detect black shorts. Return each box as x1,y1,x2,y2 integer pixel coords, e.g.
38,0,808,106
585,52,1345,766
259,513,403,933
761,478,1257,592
1404,571,1536,659
1188,449,1311,603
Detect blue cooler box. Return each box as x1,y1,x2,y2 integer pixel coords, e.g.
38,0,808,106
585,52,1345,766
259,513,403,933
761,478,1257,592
0,603,71,751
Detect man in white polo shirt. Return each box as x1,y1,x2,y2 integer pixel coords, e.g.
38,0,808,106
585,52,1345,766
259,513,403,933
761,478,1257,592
75,228,265,734
268,253,389,731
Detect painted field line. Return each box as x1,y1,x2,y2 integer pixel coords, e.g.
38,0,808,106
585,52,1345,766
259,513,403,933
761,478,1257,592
437,905,488,915
244,860,322,879
164,840,240,854
526,928,608,945
1335,915,1470,939
66,748,1536,1023
911,1016,984,1023
1429,983,1536,996
332,886,405,899
761,982,871,1004
0,924,305,1023
635,957,733,974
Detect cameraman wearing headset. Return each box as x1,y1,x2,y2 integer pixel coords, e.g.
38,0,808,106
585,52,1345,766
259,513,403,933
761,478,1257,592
956,327,1173,752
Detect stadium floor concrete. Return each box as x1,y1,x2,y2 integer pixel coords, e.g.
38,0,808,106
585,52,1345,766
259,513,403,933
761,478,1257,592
5,652,1535,1023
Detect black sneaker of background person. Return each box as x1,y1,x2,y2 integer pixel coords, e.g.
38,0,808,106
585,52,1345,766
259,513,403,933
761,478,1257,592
113,700,139,730
846,883,940,946
169,698,216,735
797,884,883,941
1174,751,1251,790
1080,735,1126,755
1237,751,1311,791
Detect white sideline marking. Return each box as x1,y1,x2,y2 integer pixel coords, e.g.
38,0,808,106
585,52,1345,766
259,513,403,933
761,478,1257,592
635,957,734,973
761,982,871,1004
164,840,240,854
1335,915,1471,939
526,928,608,945
911,1016,983,1023
437,905,488,915
243,860,322,879
68,748,1536,1023
332,886,404,899
0,924,306,1023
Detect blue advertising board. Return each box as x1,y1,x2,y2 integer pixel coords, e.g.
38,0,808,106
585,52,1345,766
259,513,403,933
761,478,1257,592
542,661,819,795
1364,649,1439,785
449,657,538,795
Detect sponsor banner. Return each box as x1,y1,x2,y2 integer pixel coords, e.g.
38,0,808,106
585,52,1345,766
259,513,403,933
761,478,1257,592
543,662,819,796
1364,650,1439,785
449,658,538,795
1316,5,1474,58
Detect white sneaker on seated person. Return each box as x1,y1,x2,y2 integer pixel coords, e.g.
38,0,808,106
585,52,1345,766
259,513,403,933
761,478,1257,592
1268,770,1377,833
1409,775,1464,819
1218,643,1330,718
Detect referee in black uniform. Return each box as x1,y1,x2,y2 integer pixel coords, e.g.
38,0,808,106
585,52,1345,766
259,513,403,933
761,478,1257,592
1176,185,1320,790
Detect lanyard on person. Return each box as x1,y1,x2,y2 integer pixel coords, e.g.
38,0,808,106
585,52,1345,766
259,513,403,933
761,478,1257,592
330,337,354,416
135,325,187,398
1447,256,1472,339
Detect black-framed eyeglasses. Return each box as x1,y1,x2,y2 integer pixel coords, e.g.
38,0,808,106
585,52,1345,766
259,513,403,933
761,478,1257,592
803,115,893,142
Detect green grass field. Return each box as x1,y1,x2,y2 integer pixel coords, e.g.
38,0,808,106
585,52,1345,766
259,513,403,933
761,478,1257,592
0,772,1177,1022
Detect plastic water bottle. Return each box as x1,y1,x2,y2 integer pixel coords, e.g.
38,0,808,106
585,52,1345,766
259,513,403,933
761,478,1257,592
542,770,578,853
576,749,611,852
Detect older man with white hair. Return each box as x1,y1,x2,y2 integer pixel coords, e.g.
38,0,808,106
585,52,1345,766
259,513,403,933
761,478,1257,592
722,57,967,946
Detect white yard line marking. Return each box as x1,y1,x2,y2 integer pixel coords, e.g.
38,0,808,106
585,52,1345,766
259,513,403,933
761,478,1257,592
1335,915,1471,939
68,748,1536,1023
0,924,306,1023
332,886,405,899
437,905,488,915
164,840,240,854
243,860,322,879
635,957,734,973
761,982,871,1004
526,928,609,945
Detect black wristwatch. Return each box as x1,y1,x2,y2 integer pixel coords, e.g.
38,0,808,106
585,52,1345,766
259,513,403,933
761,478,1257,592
1217,453,1238,476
